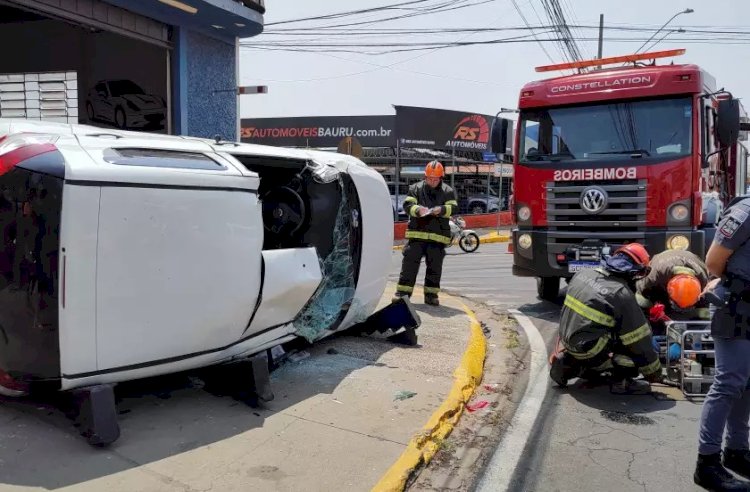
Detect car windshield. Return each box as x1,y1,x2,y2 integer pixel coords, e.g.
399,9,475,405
519,96,692,163
108,80,145,97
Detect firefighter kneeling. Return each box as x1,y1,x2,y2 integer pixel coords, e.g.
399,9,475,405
635,249,710,333
550,243,662,392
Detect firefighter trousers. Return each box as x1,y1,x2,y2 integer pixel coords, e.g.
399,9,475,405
396,240,446,298
560,337,640,381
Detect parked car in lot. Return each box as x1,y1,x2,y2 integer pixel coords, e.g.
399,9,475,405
0,118,393,445
388,181,409,221
463,189,505,214
86,79,167,130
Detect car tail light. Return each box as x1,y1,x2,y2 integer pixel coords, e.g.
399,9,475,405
0,133,59,176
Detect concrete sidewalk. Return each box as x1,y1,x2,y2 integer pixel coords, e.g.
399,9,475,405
0,283,485,492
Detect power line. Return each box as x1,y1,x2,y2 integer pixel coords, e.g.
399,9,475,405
266,0,438,26
510,0,556,64
266,0,497,31
242,34,750,57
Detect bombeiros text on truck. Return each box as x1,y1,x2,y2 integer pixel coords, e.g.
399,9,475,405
490,48,750,301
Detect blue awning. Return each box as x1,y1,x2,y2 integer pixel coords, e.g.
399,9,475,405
104,0,264,42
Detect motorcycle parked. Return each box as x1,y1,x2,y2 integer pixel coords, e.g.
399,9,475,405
449,216,480,253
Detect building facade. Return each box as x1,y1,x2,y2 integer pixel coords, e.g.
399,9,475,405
0,0,264,140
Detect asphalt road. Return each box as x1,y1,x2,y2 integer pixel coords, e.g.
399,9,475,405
390,243,707,492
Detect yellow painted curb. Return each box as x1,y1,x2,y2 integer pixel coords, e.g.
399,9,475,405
480,232,510,244
371,298,487,492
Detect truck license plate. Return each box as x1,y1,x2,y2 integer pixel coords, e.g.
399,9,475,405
568,261,599,273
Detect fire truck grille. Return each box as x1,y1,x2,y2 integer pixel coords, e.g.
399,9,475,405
545,179,647,251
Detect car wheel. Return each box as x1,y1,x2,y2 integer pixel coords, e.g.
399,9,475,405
115,108,127,129
470,203,486,215
537,277,560,302
86,102,95,121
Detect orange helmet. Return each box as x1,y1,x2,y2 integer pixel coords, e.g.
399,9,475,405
667,274,702,308
425,160,445,178
614,243,650,268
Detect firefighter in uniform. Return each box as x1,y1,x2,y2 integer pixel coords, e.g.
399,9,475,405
549,243,662,392
635,249,711,331
694,196,750,491
393,161,458,306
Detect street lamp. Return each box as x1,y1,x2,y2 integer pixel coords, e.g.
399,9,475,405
633,8,693,55
643,28,686,53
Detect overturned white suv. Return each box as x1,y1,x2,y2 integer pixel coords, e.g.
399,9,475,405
0,119,398,444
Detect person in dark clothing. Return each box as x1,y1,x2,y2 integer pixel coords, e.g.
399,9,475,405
636,249,710,324
393,160,458,306
549,243,662,393
693,196,750,491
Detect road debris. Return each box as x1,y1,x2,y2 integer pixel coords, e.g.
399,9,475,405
466,400,490,413
394,390,417,401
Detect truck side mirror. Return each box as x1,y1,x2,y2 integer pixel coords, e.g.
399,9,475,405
491,117,510,155
717,98,741,148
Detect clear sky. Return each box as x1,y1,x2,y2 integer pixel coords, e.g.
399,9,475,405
239,0,749,119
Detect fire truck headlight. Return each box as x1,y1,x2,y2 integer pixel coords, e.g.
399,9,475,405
518,233,532,250
518,206,531,222
669,204,690,222
667,234,690,251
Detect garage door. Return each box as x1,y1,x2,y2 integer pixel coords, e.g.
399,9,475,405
2,0,170,48
0,1,171,133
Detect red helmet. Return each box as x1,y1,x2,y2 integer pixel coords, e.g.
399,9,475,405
614,243,650,268
425,160,445,178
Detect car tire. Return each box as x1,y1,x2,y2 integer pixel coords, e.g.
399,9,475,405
537,277,560,302
470,203,487,215
115,108,127,129
86,102,95,121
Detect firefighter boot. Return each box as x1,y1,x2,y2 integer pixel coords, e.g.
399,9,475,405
723,449,750,481
549,353,571,388
694,453,750,491
392,291,411,303
424,294,439,306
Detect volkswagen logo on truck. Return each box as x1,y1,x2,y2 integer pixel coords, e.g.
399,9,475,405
580,186,608,214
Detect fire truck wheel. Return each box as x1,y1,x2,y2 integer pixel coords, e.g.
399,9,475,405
537,277,560,302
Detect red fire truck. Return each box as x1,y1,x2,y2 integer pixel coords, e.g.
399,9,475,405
491,49,749,301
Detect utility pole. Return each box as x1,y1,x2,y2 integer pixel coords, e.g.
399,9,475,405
597,14,604,59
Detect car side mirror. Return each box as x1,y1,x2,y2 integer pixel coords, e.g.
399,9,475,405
717,98,741,148
491,117,510,155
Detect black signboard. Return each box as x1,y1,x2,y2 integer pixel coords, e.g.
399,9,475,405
395,105,505,152
240,115,395,147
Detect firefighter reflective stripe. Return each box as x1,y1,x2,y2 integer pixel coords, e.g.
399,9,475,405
696,308,711,319
566,335,610,360
404,230,451,244
563,295,616,327
404,197,419,217
424,286,440,294
636,292,653,309
442,200,459,218
612,354,636,367
672,266,698,276
619,323,651,345
639,358,662,376
397,284,414,293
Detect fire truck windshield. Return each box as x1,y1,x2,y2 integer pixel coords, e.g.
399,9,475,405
519,96,692,163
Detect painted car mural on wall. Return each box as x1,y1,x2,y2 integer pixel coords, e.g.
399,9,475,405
86,79,166,130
